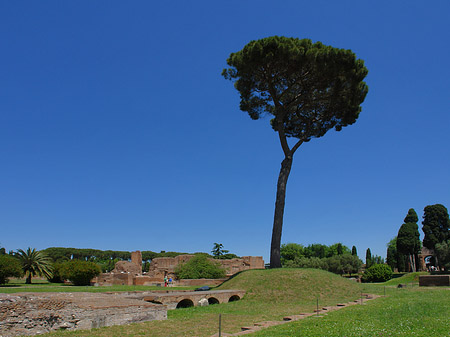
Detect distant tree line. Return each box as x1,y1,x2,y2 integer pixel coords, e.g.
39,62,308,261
280,243,362,276
386,204,450,272
41,247,193,273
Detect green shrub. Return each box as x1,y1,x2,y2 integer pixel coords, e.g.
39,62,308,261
175,255,226,279
47,262,65,283
0,255,23,284
362,263,393,282
60,260,101,286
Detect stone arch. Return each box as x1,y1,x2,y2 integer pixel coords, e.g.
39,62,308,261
208,297,220,305
176,299,194,308
229,295,240,302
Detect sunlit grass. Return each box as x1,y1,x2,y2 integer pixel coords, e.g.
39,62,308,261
253,286,450,336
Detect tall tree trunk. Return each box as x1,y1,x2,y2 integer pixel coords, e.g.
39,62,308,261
26,274,32,284
412,254,417,272
408,254,413,272
270,156,293,268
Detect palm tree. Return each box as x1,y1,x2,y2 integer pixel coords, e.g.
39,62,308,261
16,248,53,284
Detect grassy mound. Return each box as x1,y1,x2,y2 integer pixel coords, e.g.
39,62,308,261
383,271,428,286
218,268,361,305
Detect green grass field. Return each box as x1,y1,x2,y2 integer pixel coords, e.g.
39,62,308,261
4,269,449,336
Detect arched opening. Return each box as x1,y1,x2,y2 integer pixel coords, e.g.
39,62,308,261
208,297,219,305
229,295,240,302
176,299,194,309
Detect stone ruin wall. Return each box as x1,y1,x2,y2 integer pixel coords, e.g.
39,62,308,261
92,251,264,286
0,292,166,337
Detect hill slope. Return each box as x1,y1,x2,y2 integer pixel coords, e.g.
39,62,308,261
218,268,361,304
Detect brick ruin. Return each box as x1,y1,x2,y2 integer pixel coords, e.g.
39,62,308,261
92,252,264,286
0,292,166,337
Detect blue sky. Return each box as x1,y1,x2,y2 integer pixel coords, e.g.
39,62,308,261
1,1,449,262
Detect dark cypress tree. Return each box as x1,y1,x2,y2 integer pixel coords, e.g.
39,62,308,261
422,204,450,250
397,209,421,272
366,248,372,268
351,246,357,256
337,243,343,255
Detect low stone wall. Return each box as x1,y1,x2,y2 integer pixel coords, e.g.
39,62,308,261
0,292,167,337
419,275,450,286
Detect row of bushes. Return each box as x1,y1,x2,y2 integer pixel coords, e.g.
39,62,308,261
283,254,362,276
50,260,101,285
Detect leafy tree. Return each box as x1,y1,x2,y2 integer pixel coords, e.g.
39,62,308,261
371,255,385,265
47,262,65,283
60,260,101,286
223,36,369,268
283,256,328,270
386,237,400,271
211,243,229,259
365,248,372,268
361,264,393,283
16,248,53,284
0,255,23,284
327,254,362,276
303,244,328,258
422,204,450,250
351,246,357,256
328,243,350,257
397,208,421,272
175,255,226,279
281,243,304,264
0,247,6,255
435,240,450,270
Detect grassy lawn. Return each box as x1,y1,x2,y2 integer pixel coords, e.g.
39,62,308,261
5,270,449,336
0,278,197,293
253,286,450,336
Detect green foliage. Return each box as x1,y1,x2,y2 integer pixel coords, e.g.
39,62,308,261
422,204,450,250
42,247,132,263
59,260,101,286
222,36,368,139
351,246,357,256
386,237,399,271
397,208,421,272
404,208,419,223
328,254,362,275
362,264,393,283
16,248,53,284
365,248,372,268
282,243,350,260
283,256,328,270
175,255,226,279
47,262,65,283
303,243,328,258
0,255,23,284
435,240,450,270
282,253,362,276
211,243,229,259
280,243,304,263
220,253,240,259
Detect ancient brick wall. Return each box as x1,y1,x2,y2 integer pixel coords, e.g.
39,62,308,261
92,252,264,286
0,292,166,337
